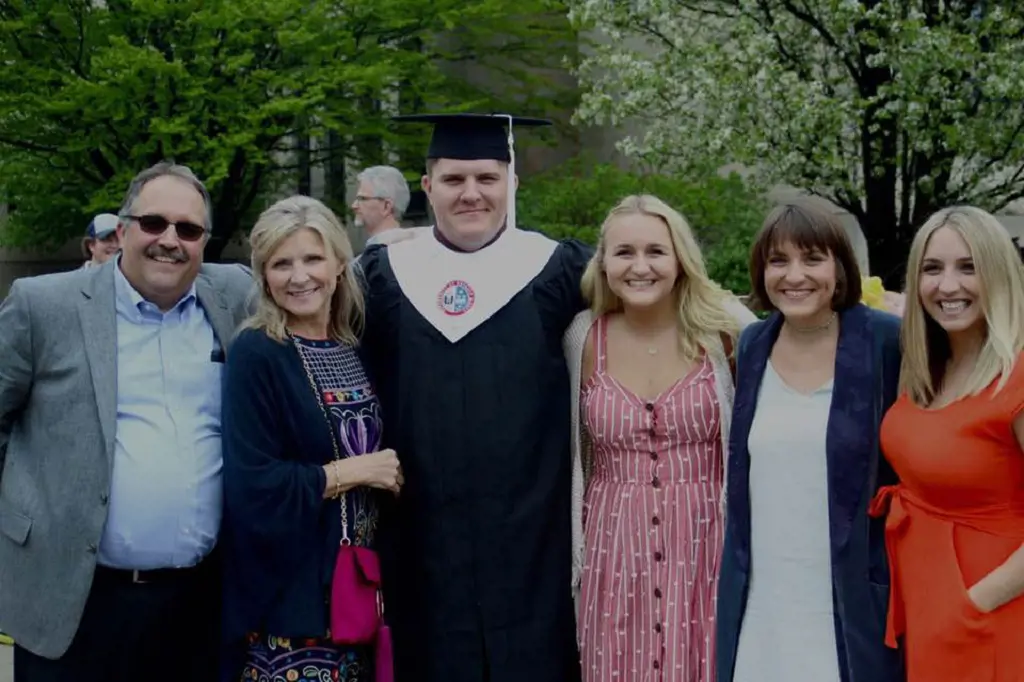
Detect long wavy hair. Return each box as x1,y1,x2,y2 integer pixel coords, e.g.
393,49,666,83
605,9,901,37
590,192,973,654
241,195,364,345
900,205,1024,406
580,194,740,360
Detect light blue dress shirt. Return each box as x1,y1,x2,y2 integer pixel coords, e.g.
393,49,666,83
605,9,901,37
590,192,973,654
98,262,224,570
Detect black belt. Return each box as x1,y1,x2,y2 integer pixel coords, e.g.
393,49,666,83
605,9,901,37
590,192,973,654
94,562,205,586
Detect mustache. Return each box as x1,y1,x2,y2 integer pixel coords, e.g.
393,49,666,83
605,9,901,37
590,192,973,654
145,245,189,263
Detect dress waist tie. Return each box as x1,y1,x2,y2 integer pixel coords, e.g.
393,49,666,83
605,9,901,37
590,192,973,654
869,484,1024,648
868,485,908,648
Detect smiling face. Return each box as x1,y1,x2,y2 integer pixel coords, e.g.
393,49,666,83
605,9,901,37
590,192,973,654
763,239,838,326
116,175,208,311
601,212,679,310
918,226,984,335
422,158,510,251
264,227,344,333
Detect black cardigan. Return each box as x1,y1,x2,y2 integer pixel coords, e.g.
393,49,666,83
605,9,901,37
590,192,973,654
220,327,363,643
716,304,905,682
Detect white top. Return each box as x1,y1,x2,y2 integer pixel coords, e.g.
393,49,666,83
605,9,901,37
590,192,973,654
733,362,841,682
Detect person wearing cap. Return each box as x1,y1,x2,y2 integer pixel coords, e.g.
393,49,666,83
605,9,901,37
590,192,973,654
358,113,593,682
80,213,121,268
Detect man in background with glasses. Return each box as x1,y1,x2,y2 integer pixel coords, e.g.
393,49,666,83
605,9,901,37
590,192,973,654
351,165,414,251
0,161,253,682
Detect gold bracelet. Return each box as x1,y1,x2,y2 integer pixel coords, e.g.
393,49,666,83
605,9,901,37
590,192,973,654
332,460,343,498
326,462,339,498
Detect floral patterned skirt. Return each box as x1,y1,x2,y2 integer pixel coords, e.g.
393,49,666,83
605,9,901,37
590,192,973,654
241,633,373,682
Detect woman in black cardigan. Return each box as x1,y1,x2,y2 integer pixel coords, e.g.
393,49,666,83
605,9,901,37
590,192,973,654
220,195,402,681
716,201,904,682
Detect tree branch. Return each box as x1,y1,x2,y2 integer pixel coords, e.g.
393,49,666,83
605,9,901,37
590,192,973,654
0,135,59,153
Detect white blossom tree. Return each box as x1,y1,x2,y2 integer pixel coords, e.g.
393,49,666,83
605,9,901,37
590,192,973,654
569,0,1024,285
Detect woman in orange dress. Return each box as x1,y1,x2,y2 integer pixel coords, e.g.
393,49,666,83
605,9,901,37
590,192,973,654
871,205,1024,681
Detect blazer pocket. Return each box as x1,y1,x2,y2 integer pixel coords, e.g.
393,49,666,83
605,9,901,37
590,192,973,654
0,502,32,546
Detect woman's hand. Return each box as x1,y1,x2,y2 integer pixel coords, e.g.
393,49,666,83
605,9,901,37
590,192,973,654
352,448,404,495
967,548,1024,614
322,449,404,498
967,581,1000,613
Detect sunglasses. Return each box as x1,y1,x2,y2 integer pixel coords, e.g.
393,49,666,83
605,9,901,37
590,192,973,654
127,214,206,242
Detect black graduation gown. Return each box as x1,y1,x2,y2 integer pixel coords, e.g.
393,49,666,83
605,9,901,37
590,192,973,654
359,228,593,682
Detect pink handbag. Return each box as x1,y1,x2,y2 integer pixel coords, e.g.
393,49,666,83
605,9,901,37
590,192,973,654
330,544,381,644
329,542,394,681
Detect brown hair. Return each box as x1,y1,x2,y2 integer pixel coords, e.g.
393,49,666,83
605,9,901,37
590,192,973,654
748,200,862,312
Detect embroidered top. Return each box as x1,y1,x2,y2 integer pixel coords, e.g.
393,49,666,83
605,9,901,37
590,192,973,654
294,336,382,547
221,328,384,640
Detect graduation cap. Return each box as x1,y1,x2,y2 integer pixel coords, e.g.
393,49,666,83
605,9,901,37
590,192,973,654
392,112,552,231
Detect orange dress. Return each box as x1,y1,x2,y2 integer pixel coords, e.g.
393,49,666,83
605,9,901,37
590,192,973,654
872,355,1024,682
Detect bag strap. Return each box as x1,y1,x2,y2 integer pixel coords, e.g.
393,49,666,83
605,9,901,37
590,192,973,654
291,335,351,546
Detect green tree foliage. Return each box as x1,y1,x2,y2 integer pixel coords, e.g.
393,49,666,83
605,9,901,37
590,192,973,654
569,0,1024,287
519,155,767,293
0,0,575,258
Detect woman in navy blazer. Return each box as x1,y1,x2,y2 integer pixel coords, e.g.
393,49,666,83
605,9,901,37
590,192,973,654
716,201,904,682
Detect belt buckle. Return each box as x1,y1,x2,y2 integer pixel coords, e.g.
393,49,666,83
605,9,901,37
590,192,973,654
131,569,149,585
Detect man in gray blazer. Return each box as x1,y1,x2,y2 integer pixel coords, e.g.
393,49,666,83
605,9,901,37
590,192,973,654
0,162,254,682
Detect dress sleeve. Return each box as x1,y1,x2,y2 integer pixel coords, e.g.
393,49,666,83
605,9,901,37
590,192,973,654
222,331,327,570
1003,352,1024,419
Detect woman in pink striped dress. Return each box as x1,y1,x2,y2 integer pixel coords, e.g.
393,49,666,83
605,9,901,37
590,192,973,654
566,195,756,682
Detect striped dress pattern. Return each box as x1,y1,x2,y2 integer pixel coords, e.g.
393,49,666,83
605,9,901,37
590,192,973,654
578,315,724,682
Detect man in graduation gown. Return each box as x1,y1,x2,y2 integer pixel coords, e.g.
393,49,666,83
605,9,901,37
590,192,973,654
358,113,592,682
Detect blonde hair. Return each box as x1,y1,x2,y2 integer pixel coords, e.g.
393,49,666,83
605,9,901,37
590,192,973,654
241,195,364,345
580,194,740,360
900,205,1024,405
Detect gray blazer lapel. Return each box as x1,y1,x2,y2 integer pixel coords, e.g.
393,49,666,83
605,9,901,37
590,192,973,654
195,273,234,350
77,262,118,458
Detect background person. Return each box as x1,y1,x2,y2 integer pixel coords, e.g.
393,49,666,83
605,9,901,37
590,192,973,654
80,213,121,268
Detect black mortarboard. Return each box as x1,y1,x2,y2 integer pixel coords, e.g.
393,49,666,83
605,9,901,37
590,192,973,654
392,112,552,231
392,113,551,162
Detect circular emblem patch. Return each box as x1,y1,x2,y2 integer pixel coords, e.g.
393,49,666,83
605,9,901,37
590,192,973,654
437,279,475,316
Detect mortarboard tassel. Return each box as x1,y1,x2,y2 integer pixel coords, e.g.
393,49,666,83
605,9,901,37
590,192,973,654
504,114,516,231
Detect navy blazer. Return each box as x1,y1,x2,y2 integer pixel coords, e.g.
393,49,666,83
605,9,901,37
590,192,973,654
716,304,905,682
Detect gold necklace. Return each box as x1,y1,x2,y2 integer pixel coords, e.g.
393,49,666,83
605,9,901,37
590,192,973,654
789,312,837,333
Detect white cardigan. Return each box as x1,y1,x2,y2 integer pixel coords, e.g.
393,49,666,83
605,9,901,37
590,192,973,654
562,299,757,612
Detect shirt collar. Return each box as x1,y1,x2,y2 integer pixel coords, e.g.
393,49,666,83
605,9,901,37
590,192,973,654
113,254,197,315
365,227,402,247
